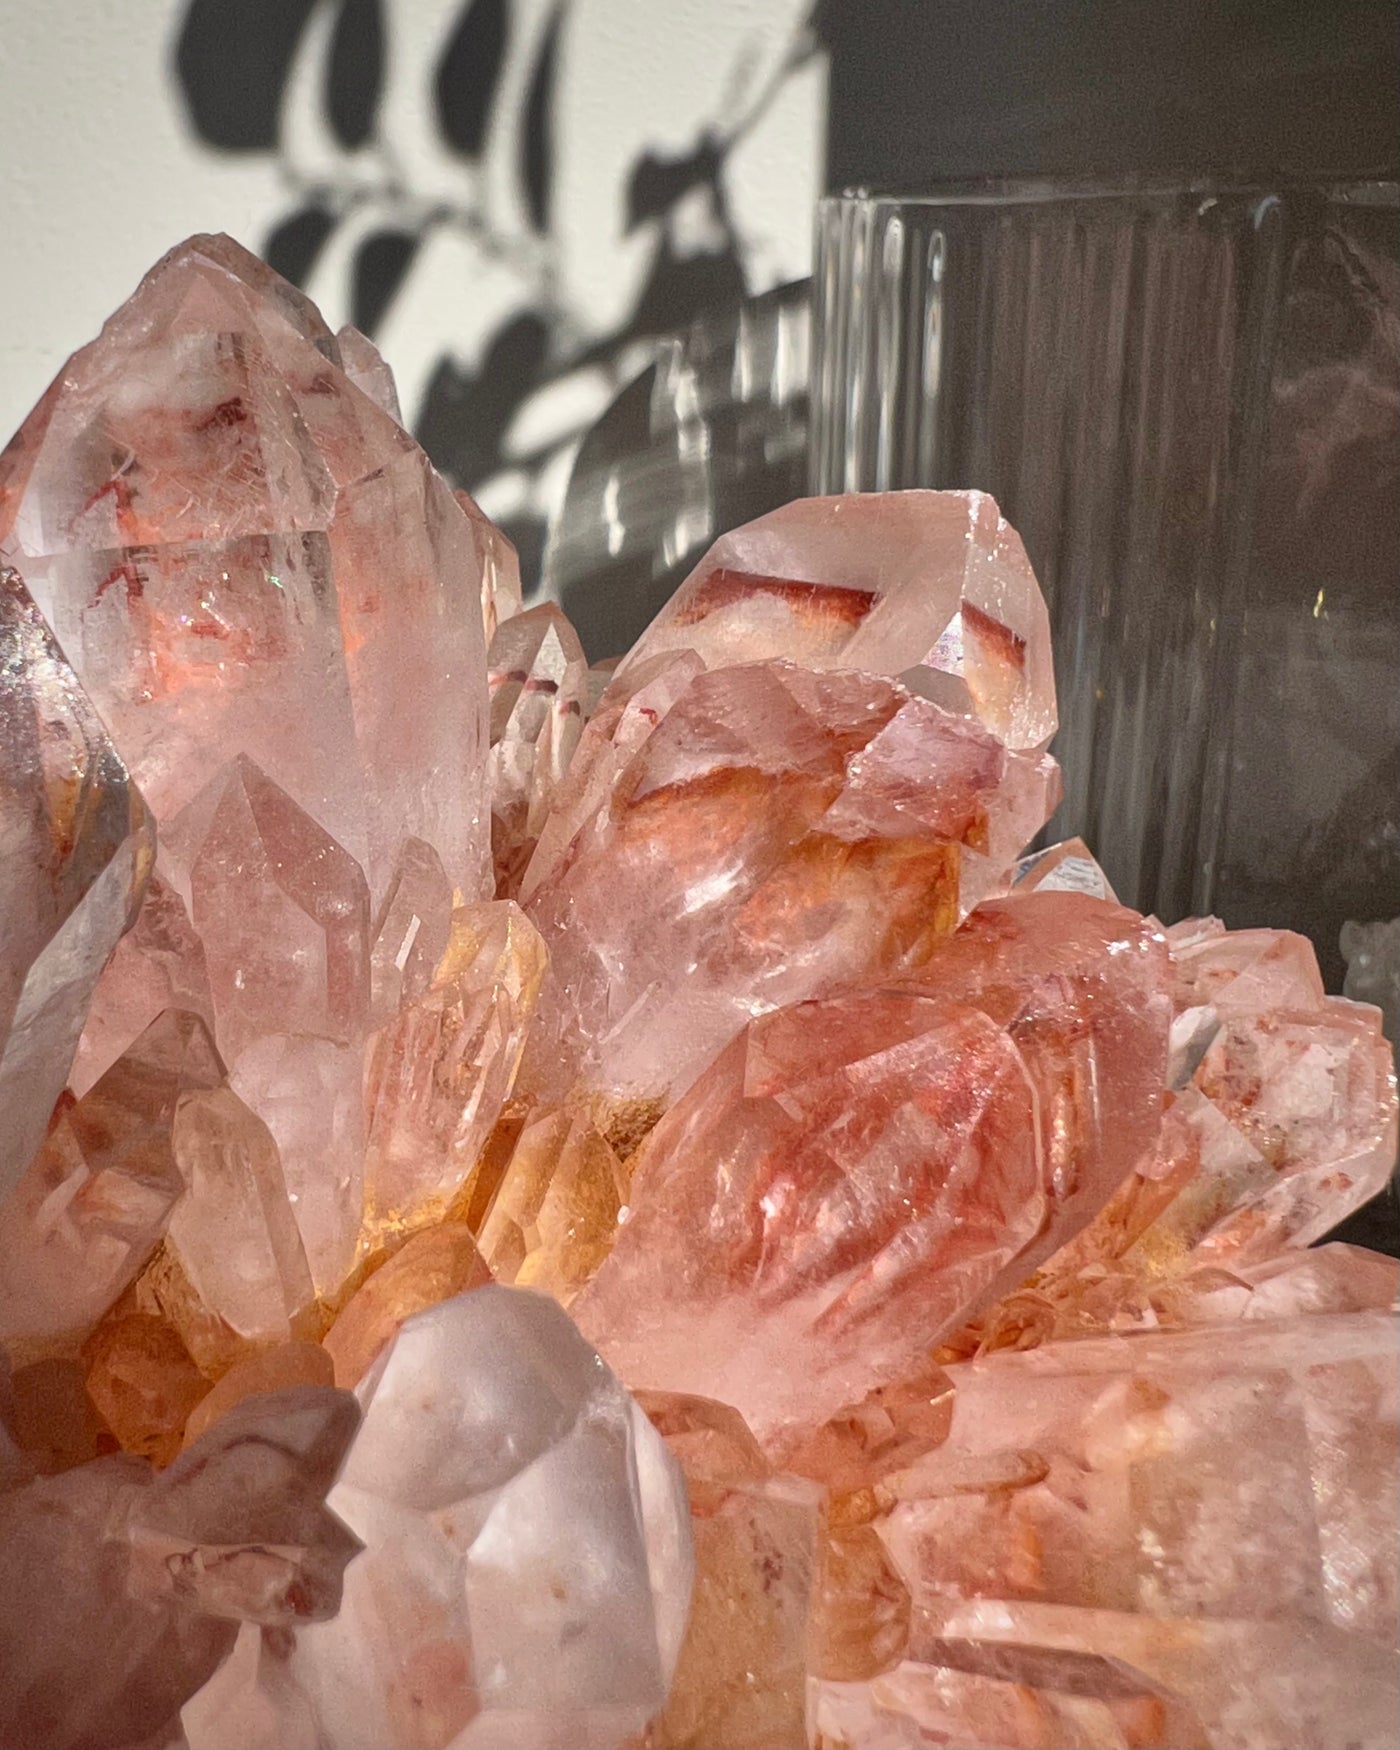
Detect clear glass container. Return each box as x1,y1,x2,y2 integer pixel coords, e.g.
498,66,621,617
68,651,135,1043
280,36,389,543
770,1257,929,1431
810,181,1399,987
542,282,809,661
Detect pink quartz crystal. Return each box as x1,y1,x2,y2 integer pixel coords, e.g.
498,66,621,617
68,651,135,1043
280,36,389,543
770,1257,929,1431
823,1312,1399,1750
362,899,547,1233
613,491,1058,753
523,659,1058,1112
487,601,588,895
0,235,490,905
0,1011,220,1347
953,914,1400,1356
574,892,1170,1445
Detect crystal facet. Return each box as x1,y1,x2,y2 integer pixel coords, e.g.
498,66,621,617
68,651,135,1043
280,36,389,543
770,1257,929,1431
825,1313,1400,1750
0,1011,219,1347
187,1287,694,1750
0,235,490,905
613,491,1057,752
0,569,153,1198
363,901,548,1233
575,893,1170,1445
523,661,1058,1112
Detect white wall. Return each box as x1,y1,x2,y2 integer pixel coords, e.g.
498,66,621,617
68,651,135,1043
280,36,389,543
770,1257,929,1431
0,1,283,443
0,0,823,464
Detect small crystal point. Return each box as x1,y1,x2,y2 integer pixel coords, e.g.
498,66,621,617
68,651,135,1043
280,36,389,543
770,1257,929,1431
176,754,373,1065
166,1081,316,1358
363,900,548,1233
487,601,588,896
0,1009,220,1346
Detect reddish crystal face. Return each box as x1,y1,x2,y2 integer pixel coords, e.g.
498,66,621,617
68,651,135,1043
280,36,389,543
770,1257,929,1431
572,893,1171,1446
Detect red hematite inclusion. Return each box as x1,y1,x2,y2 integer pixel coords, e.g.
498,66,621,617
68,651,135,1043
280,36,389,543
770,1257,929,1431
676,566,879,627
0,235,1395,1750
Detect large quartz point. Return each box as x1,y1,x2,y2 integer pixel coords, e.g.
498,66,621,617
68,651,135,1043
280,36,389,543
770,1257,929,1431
820,1311,1400,1750
0,234,490,908
0,1010,220,1348
0,1384,358,1750
612,491,1057,752
522,659,1058,1112
183,1287,694,1750
574,893,1169,1445
0,569,153,1199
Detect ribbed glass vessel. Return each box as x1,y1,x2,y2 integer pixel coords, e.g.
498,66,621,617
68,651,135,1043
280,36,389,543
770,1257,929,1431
811,182,1399,981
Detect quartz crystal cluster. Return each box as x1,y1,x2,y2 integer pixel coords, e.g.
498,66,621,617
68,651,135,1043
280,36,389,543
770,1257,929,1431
0,238,1395,1750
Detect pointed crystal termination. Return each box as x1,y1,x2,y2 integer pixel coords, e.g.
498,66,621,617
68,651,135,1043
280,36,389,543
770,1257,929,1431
574,893,1169,1446
956,918,1400,1356
228,1033,366,1299
519,646,706,903
1164,923,1397,1262
849,1311,1400,1750
170,753,372,1066
69,872,214,1098
1011,835,1117,900
0,1384,358,1750
0,233,491,907
521,659,1058,1112
182,1288,694,1750
152,753,373,1291
487,601,588,896
335,323,404,423
611,491,1057,753
456,487,524,646
0,1010,221,1348
368,835,454,1027
363,900,547,1234
0,569,153,1199
163,1081,316,1367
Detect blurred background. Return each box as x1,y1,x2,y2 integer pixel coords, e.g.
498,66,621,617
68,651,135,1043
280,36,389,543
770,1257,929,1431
1,1,1395,583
